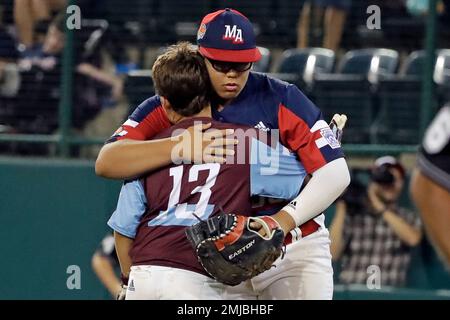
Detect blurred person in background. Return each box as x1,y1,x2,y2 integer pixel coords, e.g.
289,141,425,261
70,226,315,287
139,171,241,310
37,12,122,99
14,0,66,61
0,25,20,136
297,0,351,51
91,233,123,299
407,0,450,45
406,0,449,17
410,104,450,268
330,156,423,287
14,12,124,140
0,26,19,99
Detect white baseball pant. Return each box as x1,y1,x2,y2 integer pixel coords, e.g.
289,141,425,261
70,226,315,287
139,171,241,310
125,227,333,300
224,227,334,300
125,265,226,300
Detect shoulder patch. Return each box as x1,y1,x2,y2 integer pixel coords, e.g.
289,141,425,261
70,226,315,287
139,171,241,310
318,127,341,149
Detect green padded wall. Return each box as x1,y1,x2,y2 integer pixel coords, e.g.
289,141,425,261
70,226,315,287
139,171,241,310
0,157,121,299
0,157,449,299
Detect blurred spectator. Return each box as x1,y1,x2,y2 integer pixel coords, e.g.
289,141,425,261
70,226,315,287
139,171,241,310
0,27,19,98
406,0,447,16
410,104,450,269
330,156,423,287
91,233,123,299
12,12,124,136
297,0,351,51
14,0,66,57
406,0,450,45
0,26,19,137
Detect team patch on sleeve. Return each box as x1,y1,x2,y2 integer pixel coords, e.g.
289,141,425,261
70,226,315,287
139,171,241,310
311,120,341,149
318,127,341,149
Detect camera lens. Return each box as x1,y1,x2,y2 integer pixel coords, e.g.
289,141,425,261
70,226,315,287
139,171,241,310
371,165,395,185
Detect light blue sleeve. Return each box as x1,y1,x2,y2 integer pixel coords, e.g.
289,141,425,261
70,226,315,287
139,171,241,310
107,180,147,239
250,137,306,199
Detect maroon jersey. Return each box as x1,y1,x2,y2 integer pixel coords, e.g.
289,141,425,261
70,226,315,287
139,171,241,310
130,117,254,275
119,116,307,276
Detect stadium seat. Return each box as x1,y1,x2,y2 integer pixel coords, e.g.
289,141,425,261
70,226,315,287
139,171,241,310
371,50,425,144
375,49,450,144
400,50,426,76
268,47,335,90
338,48,399,83
278,48,334,75
124,70,155,115
308,49,400,144
311,75,373,143
433,49,450,85
435,49,450,106
373,76,424,144
372,49,447,144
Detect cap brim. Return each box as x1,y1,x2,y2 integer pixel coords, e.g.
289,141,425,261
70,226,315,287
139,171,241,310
199,46,261,63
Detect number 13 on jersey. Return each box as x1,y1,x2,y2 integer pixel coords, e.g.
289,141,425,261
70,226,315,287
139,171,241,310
148,163,220,227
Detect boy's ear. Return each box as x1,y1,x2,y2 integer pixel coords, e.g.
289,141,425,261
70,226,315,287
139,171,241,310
160,96,172,112
160,96,178,124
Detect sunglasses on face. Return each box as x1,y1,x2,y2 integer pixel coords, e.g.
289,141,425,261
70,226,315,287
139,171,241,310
207,58,253,73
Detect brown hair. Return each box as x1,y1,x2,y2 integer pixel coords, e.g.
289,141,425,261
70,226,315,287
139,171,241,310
152,42,211,117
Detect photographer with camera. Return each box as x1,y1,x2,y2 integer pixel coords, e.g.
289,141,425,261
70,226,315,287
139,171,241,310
329,156,422,287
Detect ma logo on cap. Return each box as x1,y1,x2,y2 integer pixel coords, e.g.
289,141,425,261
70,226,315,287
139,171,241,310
223,25,244,44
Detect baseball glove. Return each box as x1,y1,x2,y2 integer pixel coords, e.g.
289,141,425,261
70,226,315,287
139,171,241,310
185,213,285,286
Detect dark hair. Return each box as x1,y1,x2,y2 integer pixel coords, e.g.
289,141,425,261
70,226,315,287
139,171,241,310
152,42,211,117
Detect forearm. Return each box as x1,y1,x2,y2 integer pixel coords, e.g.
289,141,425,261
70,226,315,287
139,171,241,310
114,231,134,278
14,0,34,47
270,210,296,235
329,201,347,260
282,157,351,226
383,210,422,246
77,63,120,88
91,254,121,298
95,138,177,179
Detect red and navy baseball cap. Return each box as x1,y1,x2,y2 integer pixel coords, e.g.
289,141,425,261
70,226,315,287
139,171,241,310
197,8,261,63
